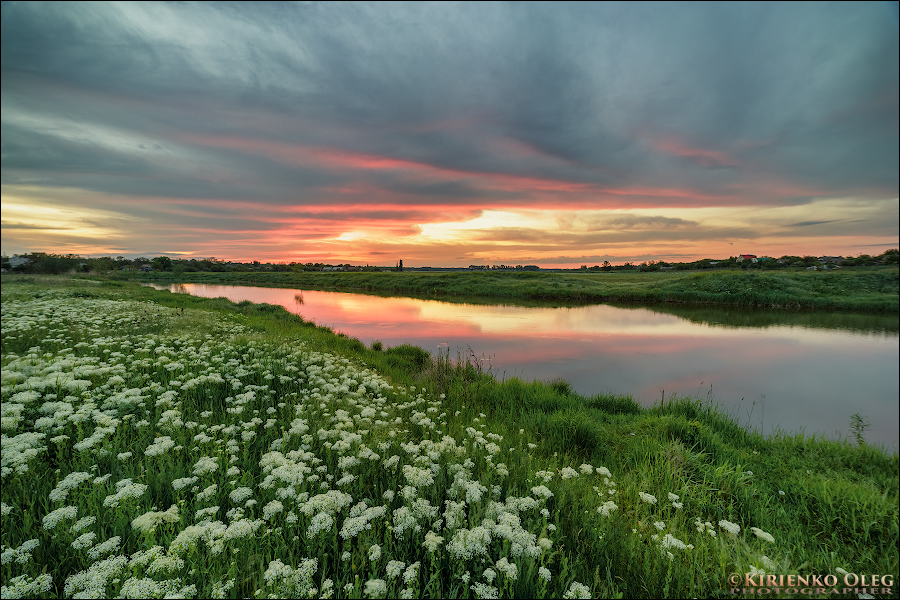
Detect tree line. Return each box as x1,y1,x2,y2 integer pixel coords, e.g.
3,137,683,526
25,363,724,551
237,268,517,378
2,249,896,275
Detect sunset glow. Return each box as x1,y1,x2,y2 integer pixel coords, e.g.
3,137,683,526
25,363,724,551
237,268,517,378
2,2,897,265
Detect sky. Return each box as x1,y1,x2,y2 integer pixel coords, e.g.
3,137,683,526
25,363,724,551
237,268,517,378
1,2,898,267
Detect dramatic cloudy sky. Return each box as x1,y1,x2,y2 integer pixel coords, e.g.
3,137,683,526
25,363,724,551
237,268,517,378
2,2,898,266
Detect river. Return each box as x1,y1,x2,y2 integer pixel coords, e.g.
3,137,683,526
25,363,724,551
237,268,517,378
149,283,899,448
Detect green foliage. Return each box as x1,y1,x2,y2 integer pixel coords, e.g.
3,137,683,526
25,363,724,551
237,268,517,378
850,413,871,446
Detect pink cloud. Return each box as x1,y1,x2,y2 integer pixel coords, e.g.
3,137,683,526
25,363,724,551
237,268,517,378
651,135,738,168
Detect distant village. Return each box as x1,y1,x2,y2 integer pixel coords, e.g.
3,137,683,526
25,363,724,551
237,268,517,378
2,249,897,274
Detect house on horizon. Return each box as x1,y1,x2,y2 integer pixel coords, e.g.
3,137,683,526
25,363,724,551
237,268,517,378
4,256,31,268
739,254,758,263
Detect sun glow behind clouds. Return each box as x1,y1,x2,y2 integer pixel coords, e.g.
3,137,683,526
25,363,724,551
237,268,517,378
418,210,549,243
1,192,127,241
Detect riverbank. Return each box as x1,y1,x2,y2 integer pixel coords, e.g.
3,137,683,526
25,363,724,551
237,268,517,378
2,276,897,599
134,268,900,313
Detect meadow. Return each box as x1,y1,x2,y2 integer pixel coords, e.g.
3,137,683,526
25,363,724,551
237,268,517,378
137,268,900,313
1,276,897,599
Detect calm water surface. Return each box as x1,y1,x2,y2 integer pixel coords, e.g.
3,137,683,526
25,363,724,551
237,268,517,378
151,283,899,448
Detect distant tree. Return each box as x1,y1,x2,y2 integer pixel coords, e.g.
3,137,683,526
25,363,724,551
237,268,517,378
152,256,172,271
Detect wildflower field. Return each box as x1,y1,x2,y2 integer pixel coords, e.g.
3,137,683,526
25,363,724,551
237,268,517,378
2,277,898,599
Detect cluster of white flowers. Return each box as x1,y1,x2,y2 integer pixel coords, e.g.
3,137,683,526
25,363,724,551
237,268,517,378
494,557,518,580
144,435,176,457
42,505,78,530
0,573,53,599
364,578,387,598
192,456,219,476
71,532,97,550
424,530,444,552
750,526,775,543
659,533,694,551
447,526,493,560
560,466,579,479
1,539,39,565
638,492,657,505
48,471,92,502
597,500,618,517
86,536,121,560
563,581,592,599
131,505,179,533
719,519,741,536
102,480,147,508
695,518,717,537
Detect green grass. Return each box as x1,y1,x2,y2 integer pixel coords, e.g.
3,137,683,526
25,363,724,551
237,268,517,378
2,275,897,599
134,268,900,313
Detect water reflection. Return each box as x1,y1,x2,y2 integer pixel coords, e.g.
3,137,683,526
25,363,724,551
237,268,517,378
646,303,899,334
148,283,899,448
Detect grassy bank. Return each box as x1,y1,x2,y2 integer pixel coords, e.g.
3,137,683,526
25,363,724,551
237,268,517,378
2,276,898,599
135,268,900,313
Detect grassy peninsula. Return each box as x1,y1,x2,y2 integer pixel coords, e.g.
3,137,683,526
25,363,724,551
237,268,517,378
2,276,897,599
137,268,899,313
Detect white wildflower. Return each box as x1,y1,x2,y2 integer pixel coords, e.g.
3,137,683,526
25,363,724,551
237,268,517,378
364,578,387,598
495,557,518,580
71,516,96,533
563,581,592,599
368,544,382,562
719,520,741,536
424,531,444,552
131,505,179,534
638,492,657,505
597,501,618,517
229,487,254,504
470,582,499,599
531,485,553,500
42,505,77,530
386,560,405,578
750,527,775,543
87,536,121,559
